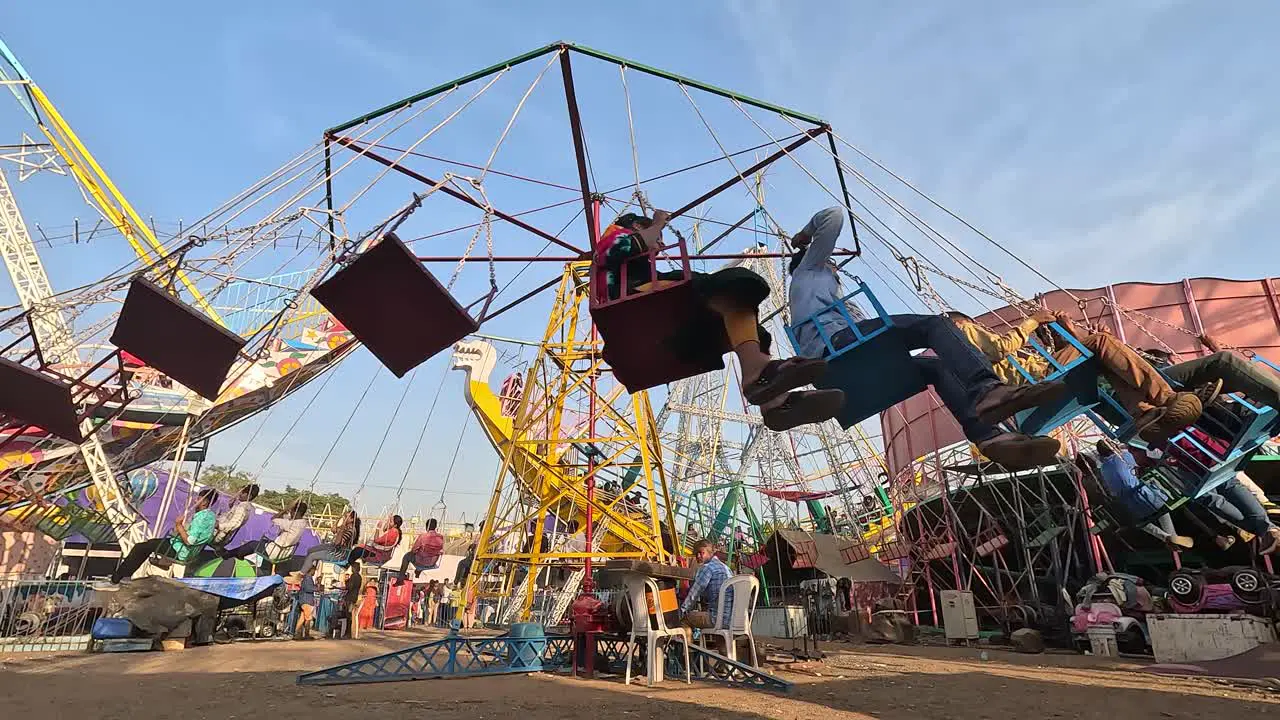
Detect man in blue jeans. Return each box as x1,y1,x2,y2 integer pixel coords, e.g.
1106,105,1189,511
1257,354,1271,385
1195,473,1280,553
788,207,1068,470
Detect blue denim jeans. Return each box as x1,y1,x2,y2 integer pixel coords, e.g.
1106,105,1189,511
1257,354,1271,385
1196,474,1274,535
831,314,1002,443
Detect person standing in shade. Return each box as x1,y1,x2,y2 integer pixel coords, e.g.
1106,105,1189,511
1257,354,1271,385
335,561,363,639
294,563,320,640
437,579,453,626
424,579,440,626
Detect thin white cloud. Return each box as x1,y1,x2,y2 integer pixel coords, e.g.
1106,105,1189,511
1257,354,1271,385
719,0,1279,303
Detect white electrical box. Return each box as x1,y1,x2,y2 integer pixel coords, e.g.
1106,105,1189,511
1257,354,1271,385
940,590,979,641
1148,613,1276,664
752,606,808,638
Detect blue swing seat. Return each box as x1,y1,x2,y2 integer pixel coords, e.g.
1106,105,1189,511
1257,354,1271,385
1152,399,1277,499
1007,323,1103,436
784,279,928,429
1090,351,1280,498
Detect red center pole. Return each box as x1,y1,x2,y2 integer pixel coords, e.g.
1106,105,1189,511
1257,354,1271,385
582,198,602,593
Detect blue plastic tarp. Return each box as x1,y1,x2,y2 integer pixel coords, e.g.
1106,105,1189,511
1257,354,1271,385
177,574,283,601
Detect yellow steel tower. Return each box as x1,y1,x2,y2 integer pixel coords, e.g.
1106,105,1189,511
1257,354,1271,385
463,261,679,624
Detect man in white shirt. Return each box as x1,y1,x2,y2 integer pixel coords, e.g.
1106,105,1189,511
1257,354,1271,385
787,207,1069,470
227,500,310,569
213,483,260,547
265,501,310,564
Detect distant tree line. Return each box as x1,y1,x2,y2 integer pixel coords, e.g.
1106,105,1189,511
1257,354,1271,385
197,464,351,511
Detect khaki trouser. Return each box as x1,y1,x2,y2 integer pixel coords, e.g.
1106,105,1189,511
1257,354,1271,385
681,610,716,630
1054,333,1174,412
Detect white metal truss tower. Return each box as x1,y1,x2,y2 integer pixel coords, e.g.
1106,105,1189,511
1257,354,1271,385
0,159,145,553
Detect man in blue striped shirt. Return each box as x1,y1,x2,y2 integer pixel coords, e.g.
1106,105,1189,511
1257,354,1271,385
680,539,733,633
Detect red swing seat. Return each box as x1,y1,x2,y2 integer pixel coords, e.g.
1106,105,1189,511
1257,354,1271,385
311,232,479,378
588,237,728,393
110,277,247,400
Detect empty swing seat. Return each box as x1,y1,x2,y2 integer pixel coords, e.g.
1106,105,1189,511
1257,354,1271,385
0,358,83,443
311,232,478,378
1008,323,1102,436
111,277,247,401
590,238,728,393
784,279,927,428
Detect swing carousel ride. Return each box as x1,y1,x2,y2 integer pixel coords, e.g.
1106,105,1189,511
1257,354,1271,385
2,39,1278,629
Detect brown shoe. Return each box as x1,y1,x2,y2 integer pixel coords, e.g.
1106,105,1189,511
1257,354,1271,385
1194,379,1223,408
1162,391,1203,428
1139,393,1203,443
974,381,1070,425
744,357,828,406
1214,535,1237,551
975,432,1062,470
761,389,845,431
1165,535,1195,550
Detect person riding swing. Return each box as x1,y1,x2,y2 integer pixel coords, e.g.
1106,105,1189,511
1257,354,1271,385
597,209,842,431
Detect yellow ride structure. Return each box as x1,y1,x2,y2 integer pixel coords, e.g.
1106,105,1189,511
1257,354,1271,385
459,262,679,623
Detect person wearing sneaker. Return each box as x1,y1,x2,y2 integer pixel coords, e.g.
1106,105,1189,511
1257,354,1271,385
1091,442,1195,550
949,309,1202,443
1147,429,1280,555
788,207,1066,470
596,209,843,431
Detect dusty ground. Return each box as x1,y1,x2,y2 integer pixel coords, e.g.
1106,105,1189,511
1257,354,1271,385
1,629,1276,720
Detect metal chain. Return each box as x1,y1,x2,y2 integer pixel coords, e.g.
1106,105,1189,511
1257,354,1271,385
448,214,490,291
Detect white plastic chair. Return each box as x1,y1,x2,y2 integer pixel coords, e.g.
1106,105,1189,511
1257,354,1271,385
623,576,691,686
699,573,759,665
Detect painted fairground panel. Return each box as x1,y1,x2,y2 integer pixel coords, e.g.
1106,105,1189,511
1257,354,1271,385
0,319,354,508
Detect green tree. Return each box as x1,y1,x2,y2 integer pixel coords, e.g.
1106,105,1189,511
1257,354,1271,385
196,465,350,512
198,464,256,496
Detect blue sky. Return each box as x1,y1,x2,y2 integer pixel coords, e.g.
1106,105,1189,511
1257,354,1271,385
3,1,1279,522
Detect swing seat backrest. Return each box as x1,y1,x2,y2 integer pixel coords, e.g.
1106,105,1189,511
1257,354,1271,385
1194,394,1277,453
589,237,728,392
0,356,83,443
785,280,927,429
1009,323,1102,436
111,277,247,401
1156,424,1269,499
1118,364,1280,500
311,232,479,378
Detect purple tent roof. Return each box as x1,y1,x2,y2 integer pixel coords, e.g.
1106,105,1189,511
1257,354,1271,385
71,469,322,551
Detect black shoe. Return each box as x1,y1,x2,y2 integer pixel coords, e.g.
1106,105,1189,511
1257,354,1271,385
761,389,845,431
743,358,828,406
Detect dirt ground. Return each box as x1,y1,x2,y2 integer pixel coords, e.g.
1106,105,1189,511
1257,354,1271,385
2,629,1276,720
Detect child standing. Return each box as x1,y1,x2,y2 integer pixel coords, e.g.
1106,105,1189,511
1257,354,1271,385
425,579,440,626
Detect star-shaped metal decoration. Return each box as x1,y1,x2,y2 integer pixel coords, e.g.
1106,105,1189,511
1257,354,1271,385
0,133,66,180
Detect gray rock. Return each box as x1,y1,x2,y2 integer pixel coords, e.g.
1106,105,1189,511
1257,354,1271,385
1010,628,1044,654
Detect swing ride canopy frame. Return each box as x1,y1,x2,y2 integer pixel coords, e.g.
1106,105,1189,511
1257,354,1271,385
318,41,863,276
